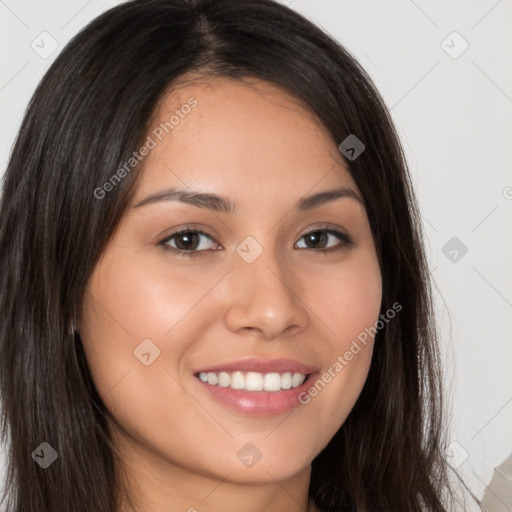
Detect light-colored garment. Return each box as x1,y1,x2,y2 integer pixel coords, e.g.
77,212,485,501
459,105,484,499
481,451,512,511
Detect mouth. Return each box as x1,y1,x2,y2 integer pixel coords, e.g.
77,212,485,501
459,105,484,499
192,358,319,416
194,370,313,392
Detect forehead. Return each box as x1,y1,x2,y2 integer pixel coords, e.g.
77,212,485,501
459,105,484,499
131,76,358,207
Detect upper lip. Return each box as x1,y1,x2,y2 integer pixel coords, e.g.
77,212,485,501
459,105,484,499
194,357,318,375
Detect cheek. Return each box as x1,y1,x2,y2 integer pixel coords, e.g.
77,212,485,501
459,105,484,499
297,251,382,437
78,250,195,403
80,241,226,363
79,245,234,422
332,266,382,345
305,248,382,348
84,252,212,337
78,253,214,461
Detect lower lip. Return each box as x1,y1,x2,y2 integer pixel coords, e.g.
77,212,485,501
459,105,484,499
194,373,319,417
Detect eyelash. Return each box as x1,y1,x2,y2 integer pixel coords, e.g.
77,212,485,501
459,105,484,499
159,225,355,258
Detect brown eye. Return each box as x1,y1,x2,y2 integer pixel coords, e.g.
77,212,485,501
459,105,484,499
295,229,354,253
160,229,219,257
159,226,354,258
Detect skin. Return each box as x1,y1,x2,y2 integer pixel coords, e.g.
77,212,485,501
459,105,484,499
79,76,382,512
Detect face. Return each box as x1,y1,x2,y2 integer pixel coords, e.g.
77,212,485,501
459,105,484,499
80,77,382,494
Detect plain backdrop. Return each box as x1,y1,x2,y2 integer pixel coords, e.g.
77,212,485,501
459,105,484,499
0,0,511,505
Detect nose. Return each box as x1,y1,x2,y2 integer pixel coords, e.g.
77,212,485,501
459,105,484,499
223,247,309,340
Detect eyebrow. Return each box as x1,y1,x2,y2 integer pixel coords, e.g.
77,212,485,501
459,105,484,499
132,186,363,213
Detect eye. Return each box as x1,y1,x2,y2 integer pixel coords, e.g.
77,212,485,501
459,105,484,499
159,225,354,258
160,228,219,257
295,228,354,254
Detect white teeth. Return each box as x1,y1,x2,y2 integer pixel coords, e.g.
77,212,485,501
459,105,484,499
246,372,263,391
218,371,230,387
231,371,245,389
281,372,292,389
263,373,280,391
197,371,308,392
292,372,306,387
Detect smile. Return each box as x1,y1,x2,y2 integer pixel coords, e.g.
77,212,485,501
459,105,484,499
194,370,318,417
197,370,307,391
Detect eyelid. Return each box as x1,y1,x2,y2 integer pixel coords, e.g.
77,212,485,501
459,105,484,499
303,222,351,237
158,223,218,244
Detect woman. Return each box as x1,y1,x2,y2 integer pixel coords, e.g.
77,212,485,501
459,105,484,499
0,0,481,510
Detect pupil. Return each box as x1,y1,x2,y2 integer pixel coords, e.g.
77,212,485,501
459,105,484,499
177,232,198,250
307,231,326,248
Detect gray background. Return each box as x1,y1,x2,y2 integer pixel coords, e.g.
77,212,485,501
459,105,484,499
1,0,511,505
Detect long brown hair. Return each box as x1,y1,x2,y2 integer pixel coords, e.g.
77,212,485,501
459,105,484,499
0,0,480,510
